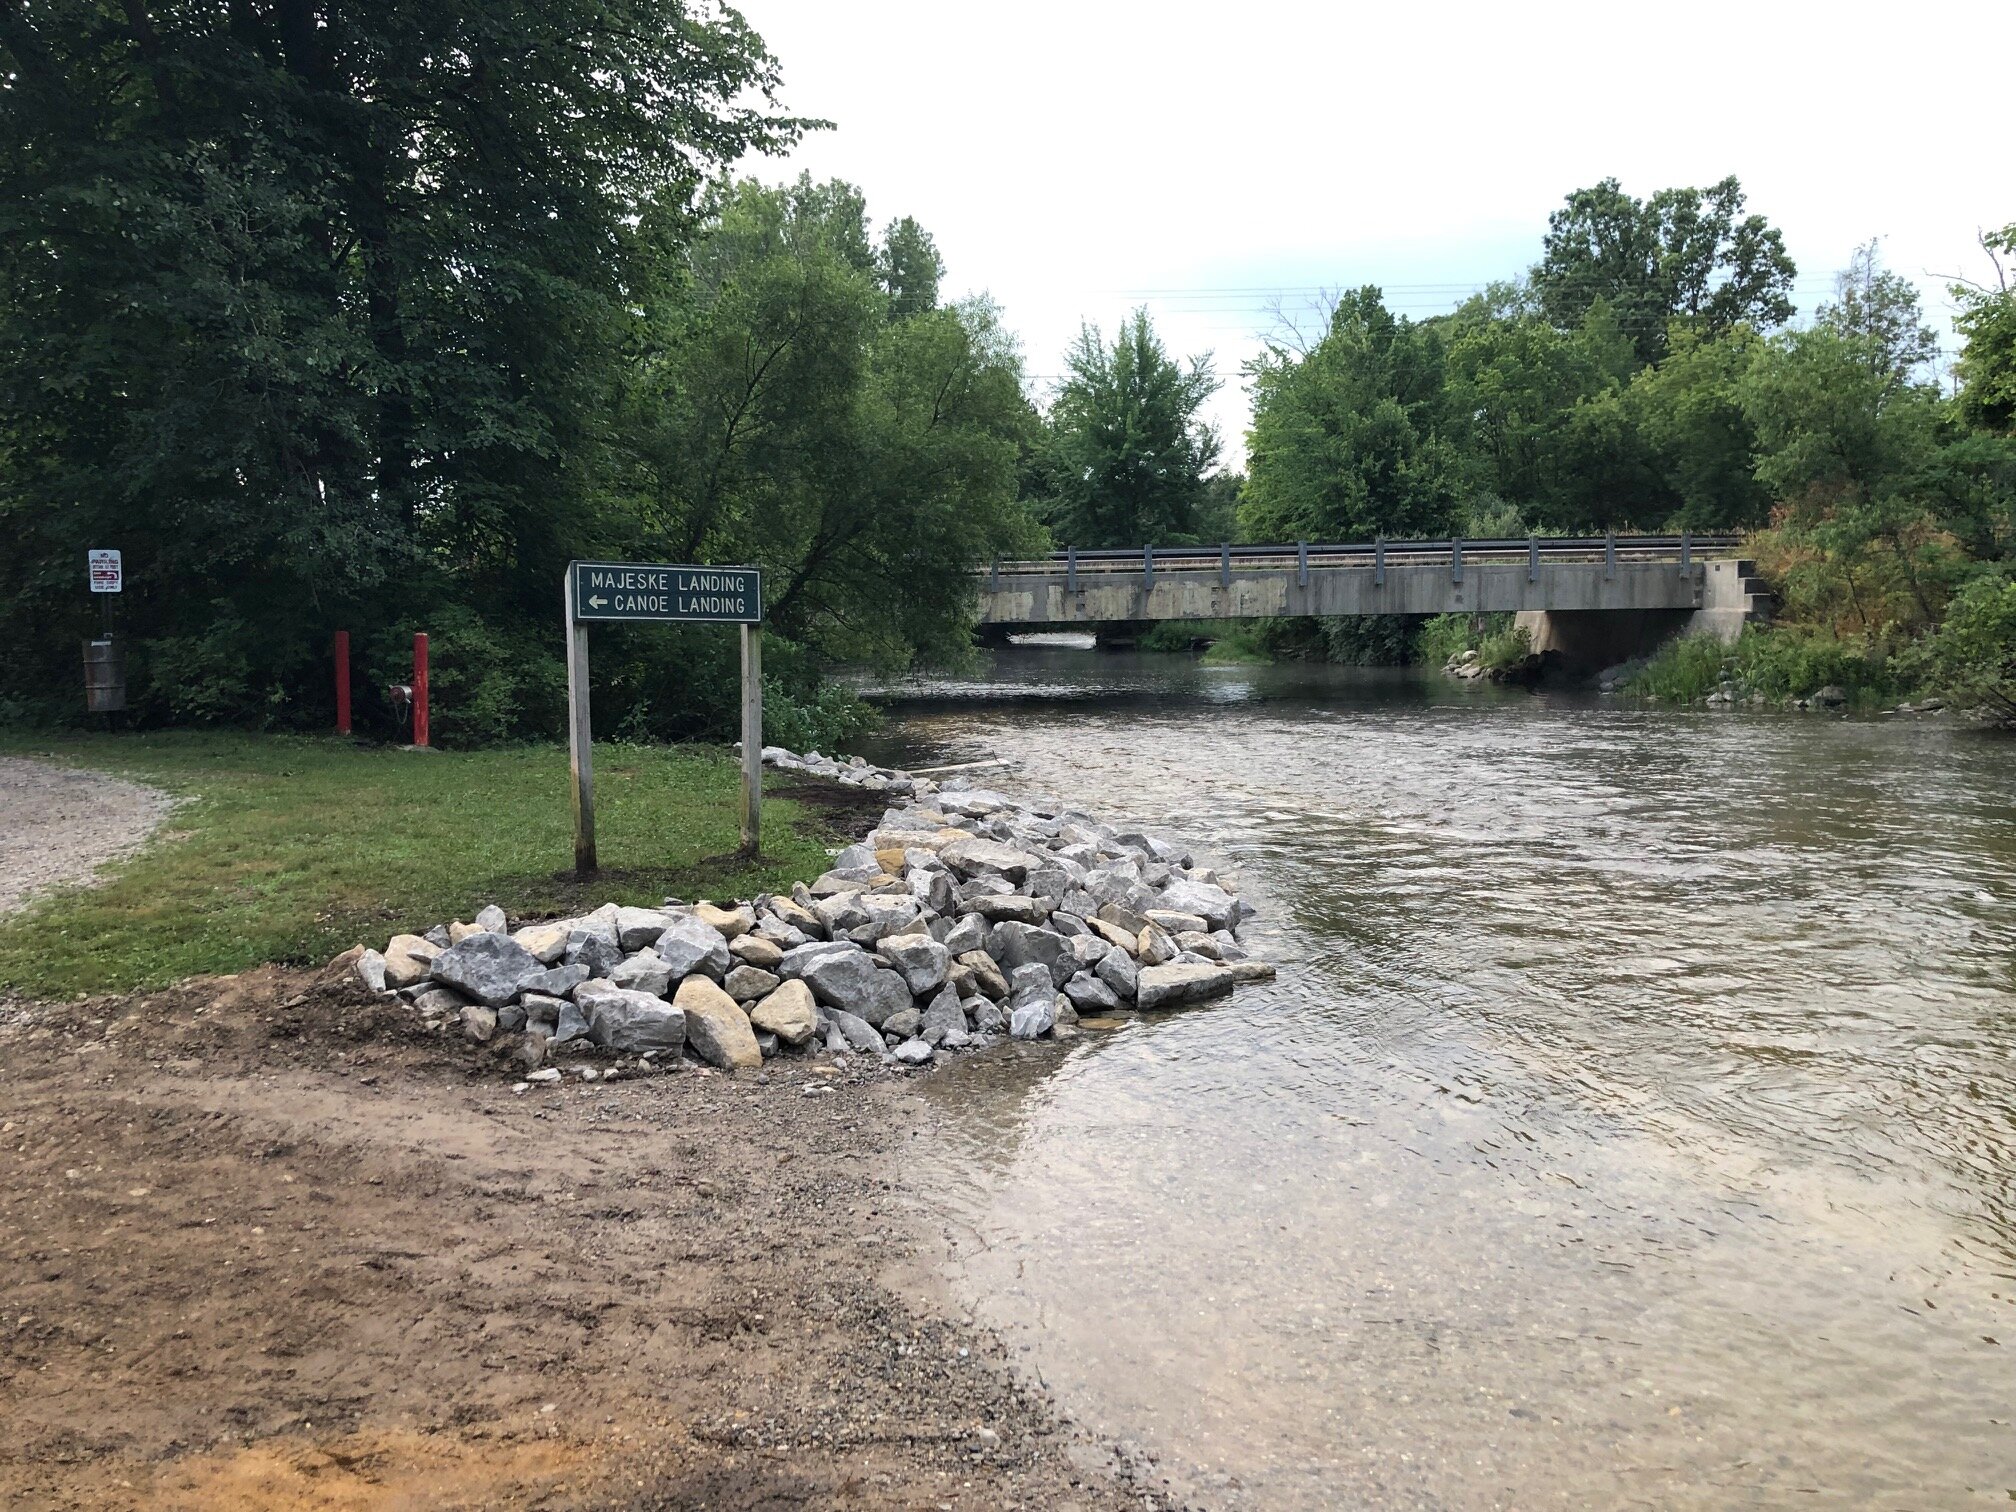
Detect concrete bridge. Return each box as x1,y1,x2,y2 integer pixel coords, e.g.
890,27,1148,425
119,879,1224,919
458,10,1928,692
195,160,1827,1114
978,535,1772,669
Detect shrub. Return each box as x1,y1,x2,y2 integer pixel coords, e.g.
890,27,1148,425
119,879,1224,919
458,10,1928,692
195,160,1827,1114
1417,612,1515,667
1629,634,1730,701
1901,570,2016,724
1476,622,1534,673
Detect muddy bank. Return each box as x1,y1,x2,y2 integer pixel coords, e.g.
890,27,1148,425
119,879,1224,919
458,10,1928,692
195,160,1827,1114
0,964,1187,1510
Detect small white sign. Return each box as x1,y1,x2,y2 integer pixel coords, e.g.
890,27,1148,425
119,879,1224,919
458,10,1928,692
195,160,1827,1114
88,549,122,593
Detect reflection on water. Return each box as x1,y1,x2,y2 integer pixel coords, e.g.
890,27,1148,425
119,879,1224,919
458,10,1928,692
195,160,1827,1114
864,645,2016,1509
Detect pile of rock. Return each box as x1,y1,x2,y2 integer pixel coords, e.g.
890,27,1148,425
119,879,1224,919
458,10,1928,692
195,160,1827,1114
757,746,919,794
349,754,1273,1075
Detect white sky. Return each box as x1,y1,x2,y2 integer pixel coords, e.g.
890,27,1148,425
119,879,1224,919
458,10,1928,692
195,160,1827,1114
736,0,2014,468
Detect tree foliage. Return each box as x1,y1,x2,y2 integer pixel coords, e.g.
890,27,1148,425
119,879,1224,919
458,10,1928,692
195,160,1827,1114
1532,176,1796,366
0,6,1042,739
1032,310,1221,548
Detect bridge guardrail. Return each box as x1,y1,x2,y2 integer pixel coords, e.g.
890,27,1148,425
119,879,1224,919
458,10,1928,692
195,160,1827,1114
984,534,1740,585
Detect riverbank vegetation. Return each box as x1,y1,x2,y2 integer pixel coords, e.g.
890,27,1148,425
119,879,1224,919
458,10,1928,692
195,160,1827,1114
0,733,847,998
1220,191,2016,716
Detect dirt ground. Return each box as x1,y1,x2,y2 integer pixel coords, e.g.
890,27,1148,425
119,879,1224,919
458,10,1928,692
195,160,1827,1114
0,965,1184,1511
0,757,171,917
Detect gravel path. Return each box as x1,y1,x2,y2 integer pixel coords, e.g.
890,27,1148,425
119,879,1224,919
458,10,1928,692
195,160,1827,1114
0,756,173,917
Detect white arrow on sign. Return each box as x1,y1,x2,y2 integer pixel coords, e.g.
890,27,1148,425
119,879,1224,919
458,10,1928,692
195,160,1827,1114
588,594,608,608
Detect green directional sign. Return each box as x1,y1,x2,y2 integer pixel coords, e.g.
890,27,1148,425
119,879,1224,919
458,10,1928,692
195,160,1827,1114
568,561,761,624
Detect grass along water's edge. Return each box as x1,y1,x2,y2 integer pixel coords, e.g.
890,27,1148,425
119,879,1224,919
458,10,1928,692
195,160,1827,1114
0,732,855,999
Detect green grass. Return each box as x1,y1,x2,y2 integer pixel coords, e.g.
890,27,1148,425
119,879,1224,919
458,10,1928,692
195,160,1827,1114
1626,625,1900,705
0,732,850,999
1138,619,1274,663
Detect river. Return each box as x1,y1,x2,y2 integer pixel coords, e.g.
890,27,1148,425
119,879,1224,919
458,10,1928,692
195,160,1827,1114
856,639,2016,1510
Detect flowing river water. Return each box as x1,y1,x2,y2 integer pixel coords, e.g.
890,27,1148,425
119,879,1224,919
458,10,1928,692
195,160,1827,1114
856,640,2016,1510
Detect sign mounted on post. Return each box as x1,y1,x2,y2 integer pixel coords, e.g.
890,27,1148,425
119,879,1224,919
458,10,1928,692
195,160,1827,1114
88,549,122,593
569,562,759,623
563,561,764,878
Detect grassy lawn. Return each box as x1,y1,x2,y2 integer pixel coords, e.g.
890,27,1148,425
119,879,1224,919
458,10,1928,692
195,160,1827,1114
0,732,855,999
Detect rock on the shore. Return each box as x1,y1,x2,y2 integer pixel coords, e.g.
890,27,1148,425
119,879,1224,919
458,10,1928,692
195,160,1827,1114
791,945,913,1026
879,933,950,994
674,975,762,1070
1136,961,1237,1010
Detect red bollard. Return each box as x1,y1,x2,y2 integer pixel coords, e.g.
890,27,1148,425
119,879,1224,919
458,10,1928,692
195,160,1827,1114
333,631,351,735
412,632,430,748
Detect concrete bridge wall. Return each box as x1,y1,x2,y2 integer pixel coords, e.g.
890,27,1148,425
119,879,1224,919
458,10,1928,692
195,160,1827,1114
979,553,1772,672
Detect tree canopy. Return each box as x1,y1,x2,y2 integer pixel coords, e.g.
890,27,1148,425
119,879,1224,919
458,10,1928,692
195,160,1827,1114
1030,310,1222,548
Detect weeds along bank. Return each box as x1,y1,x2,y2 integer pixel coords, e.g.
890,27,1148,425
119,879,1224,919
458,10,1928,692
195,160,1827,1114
345,749,1275,1085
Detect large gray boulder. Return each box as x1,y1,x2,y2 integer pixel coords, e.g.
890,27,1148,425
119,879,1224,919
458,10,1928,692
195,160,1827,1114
1136,961,1236,1010
431,931,546,1007
990,922,1076,987
824,1006,884,1054
653,913,731,980
940,836,1043,882
519,961,588,999
941,913,988,957
852,892,923,943
575,979,687,1053
1009,994,1056,1040
1157,877,1235,931
1006,961,1055,1013
814,890,873,937
1063,972,1122,1013
614,906,674,950
920,984,967,1041
965,894,1049,926
878,933,950,995
793,946,914,1026
1095,947,1138,1001
778,939,859,978
563,928,623,980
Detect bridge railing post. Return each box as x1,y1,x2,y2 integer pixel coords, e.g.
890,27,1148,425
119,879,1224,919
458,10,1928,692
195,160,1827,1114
1374,539,1385,587
1143,543,1154,593
1605,531,1616,580
1297,541,1308,588
1220,542,1230,589
1529,536,1539,583
990,556,1000,591
1066,545,1077,594
1680,530,1692,573
1452,537,1463,585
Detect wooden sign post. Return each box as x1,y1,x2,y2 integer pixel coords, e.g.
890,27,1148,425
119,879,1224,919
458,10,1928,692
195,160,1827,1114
563,561,763,877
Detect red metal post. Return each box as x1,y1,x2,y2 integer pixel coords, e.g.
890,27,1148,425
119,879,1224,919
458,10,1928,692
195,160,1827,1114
412,632,430,747
333,631,351,735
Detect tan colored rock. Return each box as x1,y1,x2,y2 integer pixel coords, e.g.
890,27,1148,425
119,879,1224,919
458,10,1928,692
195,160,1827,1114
1137,922,1177,966
383,933,442,989
1087,916,1140,955
724,964,782,1002
748,979,818,1045
769,895,824,936
674,975,762,1070
692,901,754,939
957,950,1009,1000
874,847,908,875
511,921,572,965
728,934,784,971
448,920,484,944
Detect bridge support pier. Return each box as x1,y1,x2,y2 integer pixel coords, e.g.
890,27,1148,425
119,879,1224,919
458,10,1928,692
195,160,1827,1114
1515,559,1773,674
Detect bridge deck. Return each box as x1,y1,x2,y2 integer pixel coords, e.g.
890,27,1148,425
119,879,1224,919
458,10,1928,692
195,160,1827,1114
978,535,1751,627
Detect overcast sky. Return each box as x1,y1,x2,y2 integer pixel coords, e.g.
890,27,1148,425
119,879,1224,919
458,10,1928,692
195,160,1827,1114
735,0,2012,468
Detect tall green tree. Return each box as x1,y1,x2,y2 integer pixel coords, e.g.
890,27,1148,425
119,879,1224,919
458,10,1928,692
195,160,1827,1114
0,0,801,725
1533,176,1797,366
1035,310,1220,548
603,179,1042,689
1952,223,2016,433
1241,288,1463,542
1818,240,1940,382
